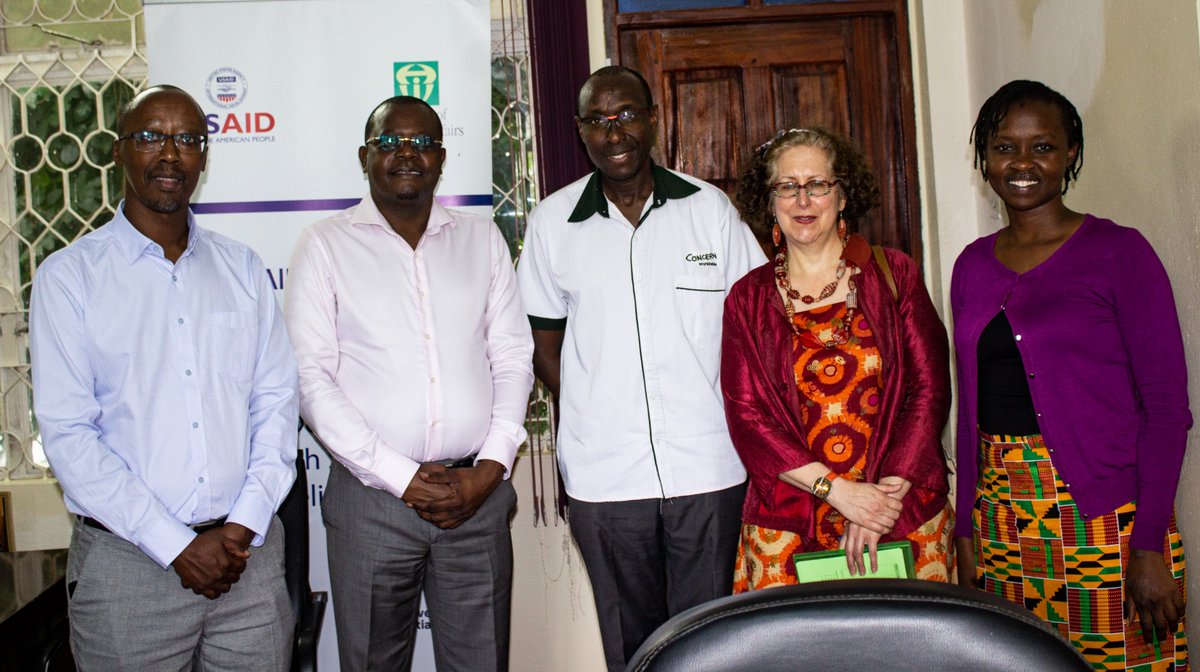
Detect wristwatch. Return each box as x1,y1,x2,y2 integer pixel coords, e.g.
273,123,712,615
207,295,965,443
811,471,839,500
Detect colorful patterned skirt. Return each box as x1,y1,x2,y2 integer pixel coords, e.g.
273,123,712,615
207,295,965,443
732,504,953,592
972,432,1188,671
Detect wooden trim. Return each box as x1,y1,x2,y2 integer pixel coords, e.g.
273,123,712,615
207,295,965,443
603,0,619,65
890,0,923,271
527,0,594,198
614,1,900,28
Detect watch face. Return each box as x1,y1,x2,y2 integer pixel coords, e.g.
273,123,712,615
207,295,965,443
813,477,832,500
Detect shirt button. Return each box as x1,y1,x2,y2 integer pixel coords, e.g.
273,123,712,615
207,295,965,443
185,369,192,376
198,477,204,483
178,318,184,324
431,420,439,427
1014,334,1022,341
172,275,178,282
424,333,431,340
1028,373,1034,379
430,377,436,384
192,421,199,428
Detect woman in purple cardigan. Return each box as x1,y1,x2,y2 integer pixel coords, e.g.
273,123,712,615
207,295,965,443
722,127,952,591
952,80,1190,670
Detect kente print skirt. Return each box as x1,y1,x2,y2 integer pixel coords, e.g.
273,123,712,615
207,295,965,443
972,431,1188,671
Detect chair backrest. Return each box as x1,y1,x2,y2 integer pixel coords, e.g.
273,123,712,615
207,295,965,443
625,579,1091,672
277,449,310,624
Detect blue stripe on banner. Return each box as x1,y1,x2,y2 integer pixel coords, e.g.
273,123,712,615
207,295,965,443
192,194,492,215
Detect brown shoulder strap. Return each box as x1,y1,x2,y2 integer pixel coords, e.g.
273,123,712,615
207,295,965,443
872,245,899,303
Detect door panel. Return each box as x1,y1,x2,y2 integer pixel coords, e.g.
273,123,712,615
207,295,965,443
771,63,851,138
668,68,745,191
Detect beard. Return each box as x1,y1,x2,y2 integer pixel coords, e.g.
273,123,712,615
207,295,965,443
136,165,189,213
141,195,186,214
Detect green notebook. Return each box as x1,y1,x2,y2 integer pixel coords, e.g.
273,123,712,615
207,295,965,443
792,540,916,583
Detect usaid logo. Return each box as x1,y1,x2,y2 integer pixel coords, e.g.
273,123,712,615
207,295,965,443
205,67,248,109
394,61,439,105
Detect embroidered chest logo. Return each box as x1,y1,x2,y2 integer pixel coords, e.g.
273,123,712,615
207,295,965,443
685,252,718,268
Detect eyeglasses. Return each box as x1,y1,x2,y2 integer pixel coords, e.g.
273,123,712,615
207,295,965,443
117,130,207,154
365,134,443,153
771,179,839,199
577,108,653,133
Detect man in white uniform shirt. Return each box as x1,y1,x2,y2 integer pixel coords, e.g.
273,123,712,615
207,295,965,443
516,66,766,671
285,96,533,671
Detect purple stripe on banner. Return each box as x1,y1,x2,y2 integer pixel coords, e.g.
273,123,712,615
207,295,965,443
191,194,492,215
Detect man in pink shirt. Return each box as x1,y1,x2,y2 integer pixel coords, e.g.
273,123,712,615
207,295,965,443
285,96,534,672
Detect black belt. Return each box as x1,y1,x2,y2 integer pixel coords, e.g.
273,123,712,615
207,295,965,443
80,515,228,535
431,453,478,468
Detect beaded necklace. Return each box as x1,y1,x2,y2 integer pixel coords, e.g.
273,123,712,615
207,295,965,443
775,246,859,348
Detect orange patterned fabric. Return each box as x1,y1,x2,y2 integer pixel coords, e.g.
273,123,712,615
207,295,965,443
734,507,953,592
733,303,952,592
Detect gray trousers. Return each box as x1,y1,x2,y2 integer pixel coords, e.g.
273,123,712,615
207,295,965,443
67,516,292,672
323,459,516,672
568,481,746,672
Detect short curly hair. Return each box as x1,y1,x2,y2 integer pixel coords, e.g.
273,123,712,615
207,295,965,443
735,127,880,245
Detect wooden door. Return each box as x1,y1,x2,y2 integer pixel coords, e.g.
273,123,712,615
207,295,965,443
612,1,922,265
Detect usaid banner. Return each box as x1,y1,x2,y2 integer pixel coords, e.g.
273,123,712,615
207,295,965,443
144,1,492,669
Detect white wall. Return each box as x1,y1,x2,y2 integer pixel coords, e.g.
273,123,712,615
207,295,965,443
509,454,606,672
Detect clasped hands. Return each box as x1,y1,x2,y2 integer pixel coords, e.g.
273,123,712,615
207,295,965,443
171,522,255,600
402,459,505,529
831,475,910,576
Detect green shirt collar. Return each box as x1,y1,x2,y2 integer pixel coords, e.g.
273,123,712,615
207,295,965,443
566,162,701,223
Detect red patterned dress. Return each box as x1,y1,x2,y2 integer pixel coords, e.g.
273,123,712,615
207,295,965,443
733,302,952,591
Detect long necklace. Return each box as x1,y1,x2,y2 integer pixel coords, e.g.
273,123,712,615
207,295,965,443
775,246,859,347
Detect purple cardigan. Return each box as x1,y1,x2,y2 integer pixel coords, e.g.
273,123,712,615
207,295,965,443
950,215,1192,550
722,235,950,546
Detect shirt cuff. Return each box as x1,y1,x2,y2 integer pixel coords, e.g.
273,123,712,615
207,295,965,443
528,314,566,331
475,421,526,480
1130,495,1173,552
349,450,420,500
140,515,199,570
226,497,276,549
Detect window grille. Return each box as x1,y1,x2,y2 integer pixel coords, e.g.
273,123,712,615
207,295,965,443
0,1,145,481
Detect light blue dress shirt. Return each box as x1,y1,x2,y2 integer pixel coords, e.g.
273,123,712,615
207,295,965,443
30,204,298,568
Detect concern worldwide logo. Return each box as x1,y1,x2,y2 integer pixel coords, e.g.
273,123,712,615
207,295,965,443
394,61,439,105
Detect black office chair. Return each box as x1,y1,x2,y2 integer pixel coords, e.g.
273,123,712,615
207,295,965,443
625,579,1090,671
278,447,328,672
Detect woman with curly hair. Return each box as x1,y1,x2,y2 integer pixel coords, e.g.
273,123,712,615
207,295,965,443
953,80,1189,670
721,127,954,591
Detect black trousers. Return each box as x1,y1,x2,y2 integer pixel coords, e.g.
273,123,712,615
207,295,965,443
568,481,746,672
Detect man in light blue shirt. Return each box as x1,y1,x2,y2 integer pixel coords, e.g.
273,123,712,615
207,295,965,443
29,85,298,671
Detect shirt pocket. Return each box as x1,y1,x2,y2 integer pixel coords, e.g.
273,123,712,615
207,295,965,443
208,311,256,384
673,274,726,351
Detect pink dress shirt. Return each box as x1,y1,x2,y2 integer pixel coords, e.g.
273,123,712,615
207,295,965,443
285,197,534,498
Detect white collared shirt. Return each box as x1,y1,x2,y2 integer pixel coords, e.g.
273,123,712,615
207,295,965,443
286,198,534,499
517,166,766,501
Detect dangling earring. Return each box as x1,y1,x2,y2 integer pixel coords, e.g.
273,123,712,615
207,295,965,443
837,214,847,242
772,221,782,247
